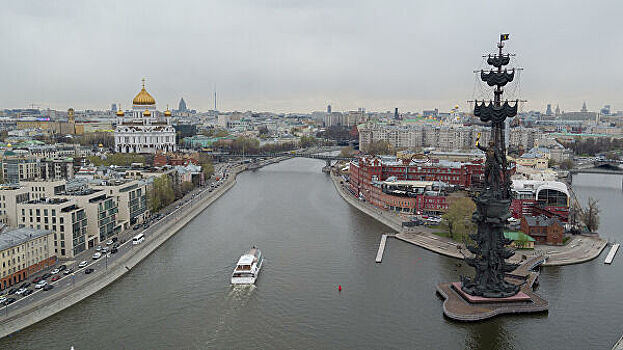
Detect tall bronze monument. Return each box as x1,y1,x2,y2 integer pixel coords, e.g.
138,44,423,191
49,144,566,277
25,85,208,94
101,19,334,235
437,35,548,320
460,34,520,298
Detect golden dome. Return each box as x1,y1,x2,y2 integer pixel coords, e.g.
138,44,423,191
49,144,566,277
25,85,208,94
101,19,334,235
132,79,156,105
143,109,151,117
6,143,11,148
116,107,124,117
164,109,171,117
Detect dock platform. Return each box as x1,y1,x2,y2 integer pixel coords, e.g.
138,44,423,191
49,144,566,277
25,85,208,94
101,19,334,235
376,234,394,263
612,333,623,350
605,243,620,264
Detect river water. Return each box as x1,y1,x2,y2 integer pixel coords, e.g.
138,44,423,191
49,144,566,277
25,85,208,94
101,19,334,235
1,158,622,349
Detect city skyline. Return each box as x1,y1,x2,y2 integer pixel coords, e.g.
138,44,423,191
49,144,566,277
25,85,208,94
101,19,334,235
1,0,622,113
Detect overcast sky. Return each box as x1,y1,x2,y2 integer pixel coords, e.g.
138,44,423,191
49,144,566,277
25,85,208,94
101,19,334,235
1,0,622,114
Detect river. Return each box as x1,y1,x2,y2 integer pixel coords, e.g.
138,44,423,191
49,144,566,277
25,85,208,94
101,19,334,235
1,158,622,349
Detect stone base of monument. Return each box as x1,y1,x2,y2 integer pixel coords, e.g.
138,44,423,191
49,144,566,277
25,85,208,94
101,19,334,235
436,256,549,321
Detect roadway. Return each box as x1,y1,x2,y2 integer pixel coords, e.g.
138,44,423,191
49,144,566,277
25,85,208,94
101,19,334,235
0,161,236,318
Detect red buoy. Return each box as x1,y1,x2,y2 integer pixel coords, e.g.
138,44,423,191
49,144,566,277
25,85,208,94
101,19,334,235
338,285,342,292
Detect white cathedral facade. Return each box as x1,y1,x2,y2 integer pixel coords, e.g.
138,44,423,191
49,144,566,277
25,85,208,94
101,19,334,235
114,81,176,154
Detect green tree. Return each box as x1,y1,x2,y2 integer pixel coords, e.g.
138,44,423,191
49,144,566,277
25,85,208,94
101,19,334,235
299,135,318,148
582,197,600,232
365,140,392,156
340,146,356,158
198,153,215,178
441,196,476,242
148,175,175,212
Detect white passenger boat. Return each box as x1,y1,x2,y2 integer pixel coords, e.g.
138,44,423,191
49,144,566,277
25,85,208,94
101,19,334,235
231,247,263,285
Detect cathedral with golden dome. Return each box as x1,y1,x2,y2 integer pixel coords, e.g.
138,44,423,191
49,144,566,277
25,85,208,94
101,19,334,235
114,79,176,153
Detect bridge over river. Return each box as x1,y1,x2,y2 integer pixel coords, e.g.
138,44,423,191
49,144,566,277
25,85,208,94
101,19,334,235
569,162,623,189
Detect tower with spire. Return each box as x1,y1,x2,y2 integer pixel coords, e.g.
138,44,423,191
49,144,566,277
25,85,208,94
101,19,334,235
178,98,187,112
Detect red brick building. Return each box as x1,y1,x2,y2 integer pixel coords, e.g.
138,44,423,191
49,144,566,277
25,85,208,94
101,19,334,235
520,215,564,245
347,156,480,214
153,152,200,167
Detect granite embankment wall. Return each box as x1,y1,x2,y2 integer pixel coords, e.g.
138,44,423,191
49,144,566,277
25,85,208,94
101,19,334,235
0,163,253,338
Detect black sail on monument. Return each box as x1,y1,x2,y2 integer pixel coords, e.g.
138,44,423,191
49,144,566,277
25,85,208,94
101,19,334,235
474,99,518,123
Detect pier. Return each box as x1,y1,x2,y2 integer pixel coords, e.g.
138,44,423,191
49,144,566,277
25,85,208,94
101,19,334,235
376,234,394,263
613,333,623,350
605,243,620,264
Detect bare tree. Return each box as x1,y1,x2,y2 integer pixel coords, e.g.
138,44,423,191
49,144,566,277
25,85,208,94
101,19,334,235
582,197,600,232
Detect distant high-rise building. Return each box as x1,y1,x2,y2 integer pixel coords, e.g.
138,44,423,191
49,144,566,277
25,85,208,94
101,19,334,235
111,104,117,112
581,102,588,112
394,107,399,119
178,98,187,112
545,104,552,116
601,105,611,115
327,105,332,114
555,104,560,116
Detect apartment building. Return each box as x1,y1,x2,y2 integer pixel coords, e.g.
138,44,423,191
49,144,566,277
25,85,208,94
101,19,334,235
17,198,87,259
92,180,147,228
0,228,55,290
62,189,120,247
0,185,30,227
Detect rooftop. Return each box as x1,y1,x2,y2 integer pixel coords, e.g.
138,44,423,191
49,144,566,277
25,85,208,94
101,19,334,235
0,228,52,252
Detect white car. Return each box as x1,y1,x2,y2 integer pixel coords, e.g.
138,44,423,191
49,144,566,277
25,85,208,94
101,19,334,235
78,261,88,268
92,252,102,260
51,268,60,274
35,280,48,289
15,288,27,295
0,296,6,304
95,245,102,252
106,240,114,245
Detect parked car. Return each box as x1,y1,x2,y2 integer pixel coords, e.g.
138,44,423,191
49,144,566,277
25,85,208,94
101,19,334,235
42,273,52,279
35,280,48,289
111,237,118,243
15,288,27,295
95,245,102,252
92,252,102,260
85,268,95,274
132,224,141,230
142,223,150,229
51,275,61,282
51,268,60,274
78,261,88,268
32,276,42,283
43,285,54,291
58,265,67,271
101,247,109,254
106,239,114,245
22,289,33,296
19,282,30,289
111,248,118,254
63,269,74,275
0,296,6,304
7,288,18,295
112,243,120,249
3,298,16,305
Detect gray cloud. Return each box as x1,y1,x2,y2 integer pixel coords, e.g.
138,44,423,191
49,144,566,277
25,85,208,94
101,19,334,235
1,0,622,113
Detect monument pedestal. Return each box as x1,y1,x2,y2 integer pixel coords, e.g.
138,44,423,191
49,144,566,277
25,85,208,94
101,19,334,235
437,257,548,321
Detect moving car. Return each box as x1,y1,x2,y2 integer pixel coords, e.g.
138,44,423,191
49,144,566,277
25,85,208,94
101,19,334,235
63,268,74,275
106,239,114,245
2,298,16,305
43,285,54,291
35,280,48,289
78,261,88,268
85,268,94,274
111,248,118,254
22,289,33,296
92,252,102,260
